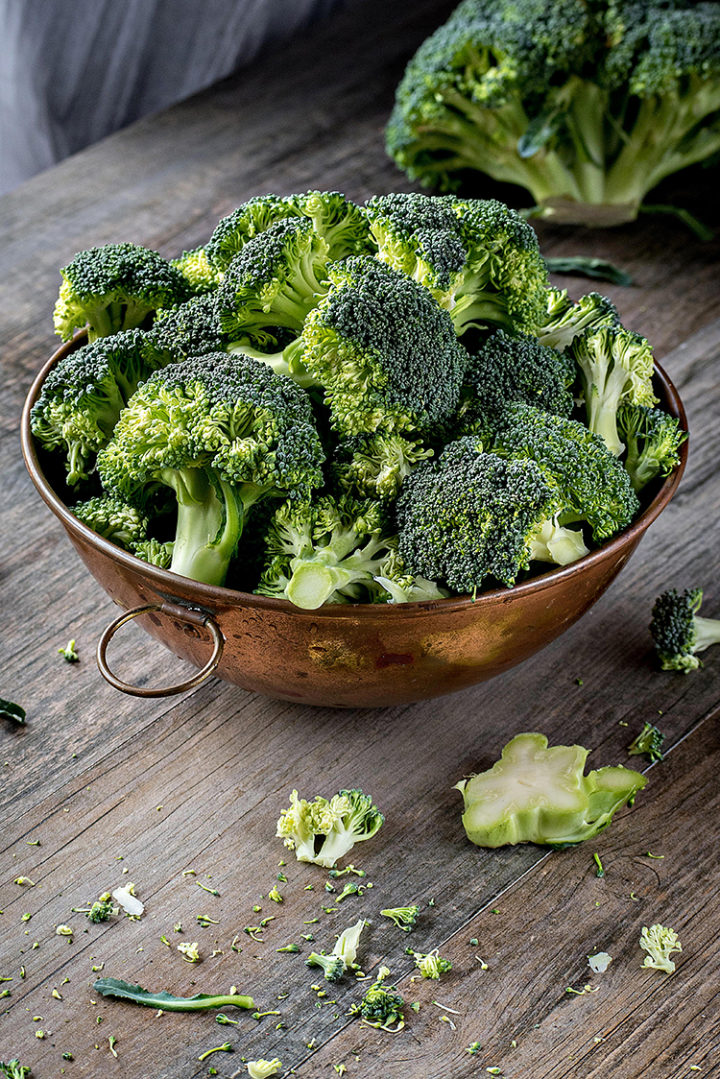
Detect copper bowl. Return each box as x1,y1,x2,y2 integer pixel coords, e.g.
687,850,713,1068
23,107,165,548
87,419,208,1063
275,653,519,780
21,339,688,707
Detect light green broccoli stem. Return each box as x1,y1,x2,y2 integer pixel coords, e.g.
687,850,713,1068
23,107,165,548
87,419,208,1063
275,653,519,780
693,616,720,655
163,469,244,587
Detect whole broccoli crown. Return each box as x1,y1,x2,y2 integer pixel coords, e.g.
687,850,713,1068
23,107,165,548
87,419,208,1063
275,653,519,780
463,329,574,435
206,191,371,272
71,495,148,549
396,440,557,591
302,256,468,437
149,293,225,359
491,403,640,540
364,192,468,293
170,246,222,295
650,587,703,669
97,352,324,501
54,242,190,339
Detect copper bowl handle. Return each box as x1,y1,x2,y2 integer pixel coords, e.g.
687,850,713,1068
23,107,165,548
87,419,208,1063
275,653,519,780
97,604,224,697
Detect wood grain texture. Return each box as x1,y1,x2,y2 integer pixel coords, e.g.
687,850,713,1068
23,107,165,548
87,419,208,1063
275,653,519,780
1,0,720,1075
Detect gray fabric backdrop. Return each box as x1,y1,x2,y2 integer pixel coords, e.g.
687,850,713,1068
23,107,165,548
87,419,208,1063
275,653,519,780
0,0,343,195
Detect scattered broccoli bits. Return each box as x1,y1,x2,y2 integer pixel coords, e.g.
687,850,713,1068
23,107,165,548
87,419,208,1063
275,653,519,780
454,733,646,847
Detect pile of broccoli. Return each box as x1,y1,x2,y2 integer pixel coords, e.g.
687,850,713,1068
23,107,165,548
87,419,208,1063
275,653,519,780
32,189,685,607
386,0,720,227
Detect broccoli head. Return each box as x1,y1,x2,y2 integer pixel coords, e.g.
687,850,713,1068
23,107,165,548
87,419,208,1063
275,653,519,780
53,242,190,341
301,255,468,438
148,293,226,360
650,588,720,672
96,353,324,587
31,329,170,485
170,247,222,295
617,404,687,492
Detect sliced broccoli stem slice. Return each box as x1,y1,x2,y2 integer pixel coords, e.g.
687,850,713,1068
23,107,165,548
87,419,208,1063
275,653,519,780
693,616,720,656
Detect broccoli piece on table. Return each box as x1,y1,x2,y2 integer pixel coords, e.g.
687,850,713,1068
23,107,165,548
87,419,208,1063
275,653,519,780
406,947,452,979
350,966,405,1032
639,924,682,974
650,588,720,673
572,324,657,456
31,329,169,485
534,289,618,353
71,494,149,551
216,217,331,351
627,722,665,764
255,495,393,609
246,1060,283,1079
96,353,324,587
53,242,189,341
380,905,420,932
454,732,647,847
301,255,468,438
276,789,384,869
617,404,687,493
0,1061,31,1079
332,919,368,971
305,951,345,982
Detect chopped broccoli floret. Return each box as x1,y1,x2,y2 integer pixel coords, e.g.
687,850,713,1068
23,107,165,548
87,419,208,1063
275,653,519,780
373,545,451,605
301,255,468,438
87,897,116,923
639,924,682,973
246,1060,283,1079
305,951,345,982
0,1062,31,1079
534,289,618,353
406,947,452,979
572,324,658,456
350,966,405,1032
31,329,170,486
379,905,420,932
53,242,189,341
627,722,665,763
332,919,368,971
276,789,384,869
96,353,324,587
386,0,720,226
617,404,687,492
650,588,720,673
454,732,647,847
255,495,393,609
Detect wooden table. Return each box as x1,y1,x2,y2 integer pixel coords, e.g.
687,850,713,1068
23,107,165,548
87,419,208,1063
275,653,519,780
2,2,719,1076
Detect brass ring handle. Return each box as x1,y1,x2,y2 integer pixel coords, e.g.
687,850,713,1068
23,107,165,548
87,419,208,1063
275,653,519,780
96,603,224,697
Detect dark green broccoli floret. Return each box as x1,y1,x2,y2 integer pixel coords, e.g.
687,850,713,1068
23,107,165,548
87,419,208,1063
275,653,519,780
30,329,170,485
255,495,392,609
617,404,687,492
572,324,657,456
53,242,190,341
396,440,568,592
215,217,332,351
148,293,225,359
71,495,149,550
491,403,640,542
534,289,618,353
386,0,720,226
305,952,345,982
301,256,468,438
455,329,574,440
97,353,325,587
650,588,720,673
627,721,665,763
170,247,222,295
206,190,372,272
332,432,434,503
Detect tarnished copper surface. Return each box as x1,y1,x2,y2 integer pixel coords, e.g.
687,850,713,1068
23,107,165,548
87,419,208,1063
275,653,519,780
21,339,688,707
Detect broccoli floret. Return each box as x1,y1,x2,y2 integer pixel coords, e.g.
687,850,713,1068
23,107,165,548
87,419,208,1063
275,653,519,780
255,496,393,609
456,330,574,440
53,242,190,341
627,722,665,763
491,403,640,542
332,432,435,504
216,217,331,351
397,440,575,592
0,1061,31,1079
406,947,452,979
86,897,116,923
454,732,647,847
301,256,468,438
206,190,371,272
305,951,345,982
572,325,657,456
170,247,222,295
535,289,618,353
386,0,720,226
373,545,451,605
148,293,226,359
379,905,420,932
71,494,149,550
617,404,687,492
350,966,405,1032
639,924,682,974
650,588,720,672
31,329,170,485
276,788,384,869
132,538,174,569
96,353,324,587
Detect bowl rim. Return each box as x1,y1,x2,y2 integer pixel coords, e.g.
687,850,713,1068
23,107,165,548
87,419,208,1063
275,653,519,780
20,335,689,620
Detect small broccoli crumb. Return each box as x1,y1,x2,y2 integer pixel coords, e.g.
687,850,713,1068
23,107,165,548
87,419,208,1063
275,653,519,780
640,924,682,973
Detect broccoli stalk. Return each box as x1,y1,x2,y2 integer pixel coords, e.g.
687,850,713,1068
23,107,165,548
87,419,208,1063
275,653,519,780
650,588,720,672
